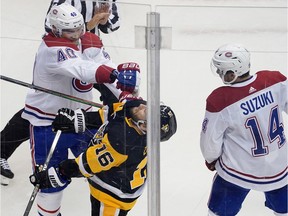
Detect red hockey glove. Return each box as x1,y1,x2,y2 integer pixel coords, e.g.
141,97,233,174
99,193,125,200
116,62,141,94
119,91,143,103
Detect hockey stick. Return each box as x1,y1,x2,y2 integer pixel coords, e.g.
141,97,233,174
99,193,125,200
23,130,62,216
0,75,103,108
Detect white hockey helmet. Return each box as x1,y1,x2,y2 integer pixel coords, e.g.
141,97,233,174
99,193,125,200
211,43,250,84
49,3,84,38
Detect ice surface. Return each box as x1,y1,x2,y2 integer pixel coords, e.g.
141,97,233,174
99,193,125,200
1,0,286,215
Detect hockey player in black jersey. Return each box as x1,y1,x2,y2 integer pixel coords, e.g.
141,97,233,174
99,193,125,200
30,99,177,215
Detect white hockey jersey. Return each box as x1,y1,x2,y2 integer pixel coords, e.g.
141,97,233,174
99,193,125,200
22,32,120,126
200,71,287,191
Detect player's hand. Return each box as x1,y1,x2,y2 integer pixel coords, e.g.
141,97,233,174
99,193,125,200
29,165,70,189
205,160,217,171
52,108,86,133
94,3,110,25
116,62,141,94
87,4,110,30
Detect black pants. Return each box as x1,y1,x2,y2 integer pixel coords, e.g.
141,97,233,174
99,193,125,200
0,108,30,159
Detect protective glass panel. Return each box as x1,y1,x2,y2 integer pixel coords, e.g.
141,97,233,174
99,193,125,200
157,3,287,216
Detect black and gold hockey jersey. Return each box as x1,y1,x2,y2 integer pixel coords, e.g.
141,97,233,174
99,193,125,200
75,102,147,210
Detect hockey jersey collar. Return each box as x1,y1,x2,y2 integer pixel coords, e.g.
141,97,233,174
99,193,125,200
231,74,257,88
43,32,79,50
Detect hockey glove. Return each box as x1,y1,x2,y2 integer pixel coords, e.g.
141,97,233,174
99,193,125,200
52,108,86,133
205,160,217,171
119,91,143,103
29,165,70,189
116,62,141,94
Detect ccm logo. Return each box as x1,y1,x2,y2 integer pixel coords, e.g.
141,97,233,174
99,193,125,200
121,63,139,70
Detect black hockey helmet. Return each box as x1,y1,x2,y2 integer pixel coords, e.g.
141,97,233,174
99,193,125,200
124,99,146,109
123,100,177,141
122,99,147,119
160,105,177,142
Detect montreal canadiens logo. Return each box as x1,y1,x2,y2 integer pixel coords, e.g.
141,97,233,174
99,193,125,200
225,52,232,57
72,78,93,93
52,9,58,15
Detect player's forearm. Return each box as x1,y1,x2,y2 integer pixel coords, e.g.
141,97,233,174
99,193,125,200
86,20,100,31
86,13,109,31
59,159,83,178
85,111,103,128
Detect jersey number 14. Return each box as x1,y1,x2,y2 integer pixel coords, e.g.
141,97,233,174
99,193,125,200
245,106,286,156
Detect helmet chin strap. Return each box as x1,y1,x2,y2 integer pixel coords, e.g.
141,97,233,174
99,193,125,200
132,120,147,135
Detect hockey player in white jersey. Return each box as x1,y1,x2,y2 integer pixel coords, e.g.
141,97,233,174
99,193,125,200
0,0,121,185
200,43,287,216
21,3,140,216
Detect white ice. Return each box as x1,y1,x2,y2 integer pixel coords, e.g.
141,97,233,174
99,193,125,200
1,0,287,215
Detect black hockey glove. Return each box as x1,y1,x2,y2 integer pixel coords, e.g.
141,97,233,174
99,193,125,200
205,160,217,171
52,108,86,133
29,165,70,189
